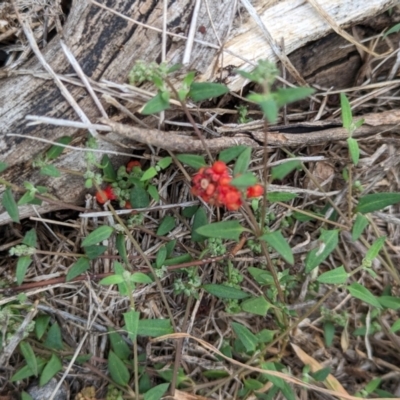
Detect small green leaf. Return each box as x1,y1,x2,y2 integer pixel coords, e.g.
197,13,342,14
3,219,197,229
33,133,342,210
16,256,32,285
144,383,170,400
191,207,208,242
116,234,128,264
356,193,400,214
241,296,271,316
231,173,258,189
271,160,301,181
157,215,175,236
317,266,348,284
347,137,359,165
196,220,245,241
365,378,382,394
244,379,264,391
141,167,158,181
311,367,331,382
11,358,46,382
21,392,34,400
182,206,198,218
82,226,114,247
35,315,50,340
114,261,129,295
364,236,386,263
2,188,19,223
176,154,207,169
46,136,72,160
218,146,247,163
137,319,173,337
267,192,298,202
130,272,153,284
141,92,170,115
40,354,62,386
108,350,130,386
340,93,353,131
352,213,369,241
156,245,167,268
189,82,229,101
203,284,250,299
378,296,400,310
248,94,278,124
275,87,315,107
84,245,107,260
130,185,150,209
0,162,8,173
323,321,335,347
99,275,125,285
44,322,63,350
384,22,400,37
101,154,117,182
165,239,176,258
348,283,382,308
157,156,172,170
17,191,36,206
40,165,61,177
305,229,339,273
66,257,90,281
124,310,140,341
20,342,38,377
147,184,160,202
108,328,130,360
23,229,37,247
390,319,400,333
231,322,257,353
260,230,294,265
233,147,251,176
248,267,275,285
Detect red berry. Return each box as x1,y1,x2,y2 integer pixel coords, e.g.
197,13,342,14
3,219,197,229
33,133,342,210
247,184,264,198
95,190,108,204
212,161,227,175
104,186,117,200
126,160,141,172
125,201,132,209
205,183,216,196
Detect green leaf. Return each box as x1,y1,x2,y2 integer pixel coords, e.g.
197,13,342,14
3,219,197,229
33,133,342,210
348,283,382,308
46,136,72,160
340,93,353,131
101,154,117,182
66,257,90,281
248,94,278,124
311,367,331,382
271,160,301,181
137,319,173,337
82,226,114,247
108,350,130,386
40,165,61,177
108,328,130,360
11,358,46,382
2,188,19,223
141,92,170,115
116,234,128,264
323,321,335,347
196,220,244,241
390,319,400,333
176,154,207,169
233,147,251,176
364,236,386,263
99,274,125,285
356,193,400,214
365,378,382,394
189,82,229,101
260,230,294,265
124,310,140,341
0,162,8,173
231,322,257,353
21,392,34,400
182,206,198,218
248,267,275,285
156,245,167,268
16,256,32,285
231,173,258,189
147,184,160,202
157,156,172,170
130,272,153,284
35,315,50,340
384,22,400,37
141,167,158,181
44,322,63,350
256,329,276,344
40,354,62,387
203,284,250,299
317,266,348,284
352,213,369,241
157,215,175,236
23,229,37,247
144,383,170,400
244,379,264,391
347,137,359,165
191,207,208,242
305,229,339,273
267,192,298,202
218,146,247,163
17,191,35,206
378,296,400,310
275,87,315,107
84,245,107,260
20,342,38,377
113,262,129,295
130,185,150,209
165,239,176,258
241,296,271,316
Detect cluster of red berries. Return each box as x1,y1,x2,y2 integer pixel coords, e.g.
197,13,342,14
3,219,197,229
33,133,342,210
191,161,264,211
95,160,141,207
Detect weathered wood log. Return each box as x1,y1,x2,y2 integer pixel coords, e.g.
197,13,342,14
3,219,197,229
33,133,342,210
0,0,397,225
